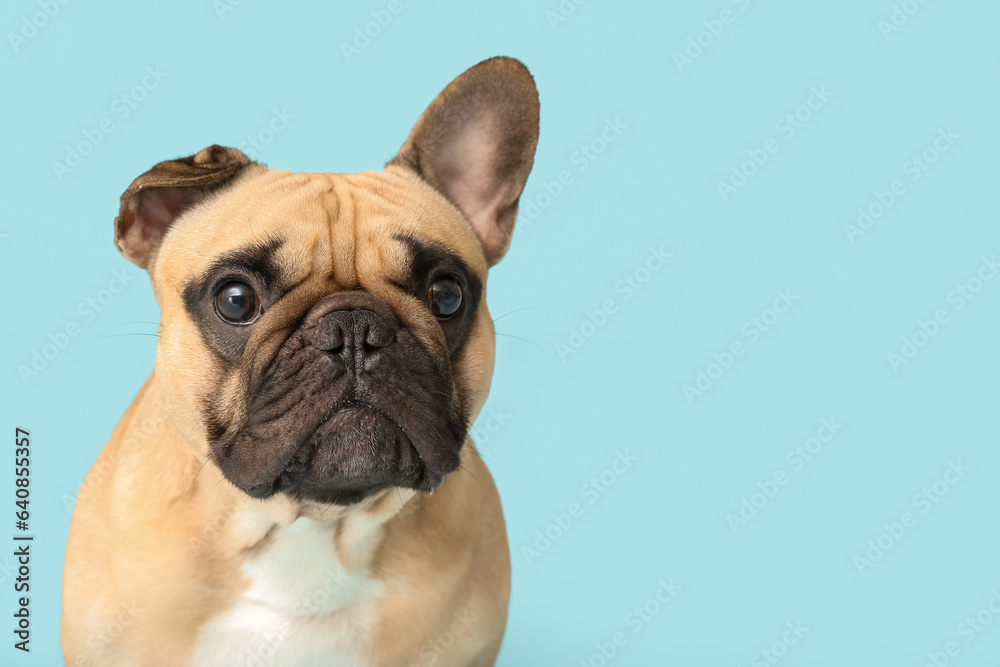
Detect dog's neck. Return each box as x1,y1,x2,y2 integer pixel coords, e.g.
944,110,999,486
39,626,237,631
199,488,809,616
188,452,424,577
182,479,416,665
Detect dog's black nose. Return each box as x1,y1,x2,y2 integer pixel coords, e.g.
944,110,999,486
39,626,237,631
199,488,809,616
312,309,395,373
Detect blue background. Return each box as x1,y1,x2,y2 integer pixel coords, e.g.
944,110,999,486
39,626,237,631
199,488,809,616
2,0,999,665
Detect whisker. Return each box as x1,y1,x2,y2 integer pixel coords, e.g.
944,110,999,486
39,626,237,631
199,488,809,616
456,463,482,486
394,487,406,514
103,321,162,331
465,436,497,466
467,427,497,463
315,502,335,521
491,307,539,324
185,457,212,496
494,332,552,358
81,333,161,342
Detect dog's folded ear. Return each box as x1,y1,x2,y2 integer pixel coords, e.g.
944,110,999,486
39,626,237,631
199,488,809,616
390,56,540,266
114,145,254,270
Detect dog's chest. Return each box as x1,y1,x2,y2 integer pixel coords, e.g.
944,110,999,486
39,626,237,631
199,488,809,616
190,517,382,667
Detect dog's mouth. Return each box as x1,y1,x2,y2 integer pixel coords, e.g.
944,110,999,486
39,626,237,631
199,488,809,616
239,404,450,505
209,290,469,506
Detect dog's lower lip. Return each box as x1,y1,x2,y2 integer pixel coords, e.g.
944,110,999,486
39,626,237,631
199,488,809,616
257,403,448,499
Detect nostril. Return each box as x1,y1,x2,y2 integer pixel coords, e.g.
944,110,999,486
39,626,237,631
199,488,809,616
311,308,395,361
312,321,344,351
365,323,394,349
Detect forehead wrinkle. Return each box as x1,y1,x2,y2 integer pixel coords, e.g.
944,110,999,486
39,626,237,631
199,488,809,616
325,174,357,289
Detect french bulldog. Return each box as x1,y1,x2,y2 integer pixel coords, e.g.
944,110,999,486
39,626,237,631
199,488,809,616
62,56,539,667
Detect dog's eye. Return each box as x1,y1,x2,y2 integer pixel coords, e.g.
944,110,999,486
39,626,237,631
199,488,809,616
426,277,463,320
214,282,261,325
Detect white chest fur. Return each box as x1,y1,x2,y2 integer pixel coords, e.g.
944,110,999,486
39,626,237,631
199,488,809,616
191,517,383,667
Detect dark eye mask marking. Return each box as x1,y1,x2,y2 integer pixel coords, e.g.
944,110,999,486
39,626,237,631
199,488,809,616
181,237,284,362
394,234,483,356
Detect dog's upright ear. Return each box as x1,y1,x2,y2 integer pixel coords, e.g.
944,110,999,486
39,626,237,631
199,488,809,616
390,57,540,266
114,145,254,270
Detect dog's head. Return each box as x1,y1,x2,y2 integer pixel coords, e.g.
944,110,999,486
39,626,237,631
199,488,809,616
113,57,538,505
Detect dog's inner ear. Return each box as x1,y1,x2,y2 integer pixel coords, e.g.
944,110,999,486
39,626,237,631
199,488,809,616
114,145,253,270
390,57,540,266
